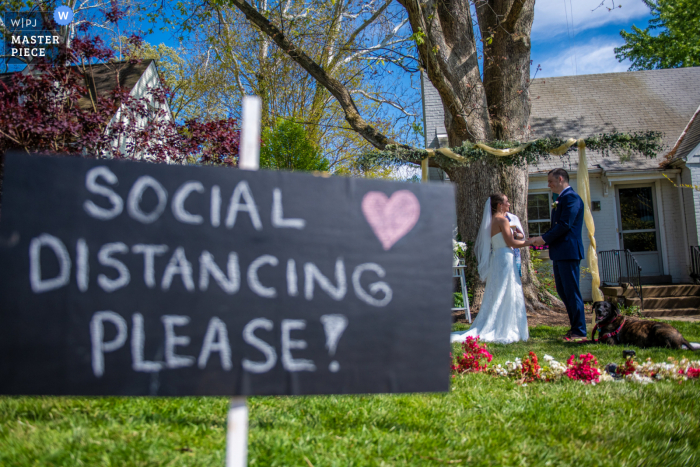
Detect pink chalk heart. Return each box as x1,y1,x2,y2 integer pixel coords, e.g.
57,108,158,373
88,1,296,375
362,190,420,250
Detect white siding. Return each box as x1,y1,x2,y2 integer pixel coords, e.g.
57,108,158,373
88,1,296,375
421,72,444,150
658,178,691,282
688,162,700,246
681,166,699,248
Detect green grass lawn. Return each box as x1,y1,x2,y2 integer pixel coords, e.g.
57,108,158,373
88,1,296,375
2,321,699,466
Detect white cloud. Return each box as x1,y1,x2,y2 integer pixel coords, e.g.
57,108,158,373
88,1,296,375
534,37,631,78
533,0,650,39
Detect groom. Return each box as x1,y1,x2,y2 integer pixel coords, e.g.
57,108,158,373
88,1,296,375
531,168,587,340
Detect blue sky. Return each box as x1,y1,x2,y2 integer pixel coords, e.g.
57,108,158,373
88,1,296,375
137,1,654,80
531,0,652,78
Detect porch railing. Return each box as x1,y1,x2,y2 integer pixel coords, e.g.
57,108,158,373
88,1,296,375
690,246,700,284
598,249,643,310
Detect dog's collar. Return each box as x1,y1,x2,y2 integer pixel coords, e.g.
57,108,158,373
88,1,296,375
592,317,626,342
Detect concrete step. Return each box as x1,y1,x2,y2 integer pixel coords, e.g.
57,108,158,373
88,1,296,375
601,284,700,299
632,284,700,298
625,296,700,309
601,286,624,297
642,308,700,318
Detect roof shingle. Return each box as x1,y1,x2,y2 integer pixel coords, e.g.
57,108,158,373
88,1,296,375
528,67,700,173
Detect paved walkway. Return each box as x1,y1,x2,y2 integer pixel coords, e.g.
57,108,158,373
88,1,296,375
659,315,700,322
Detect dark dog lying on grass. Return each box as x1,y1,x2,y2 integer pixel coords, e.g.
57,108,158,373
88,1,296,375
592,301,695,350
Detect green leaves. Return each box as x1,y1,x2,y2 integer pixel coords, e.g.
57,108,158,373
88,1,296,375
409,29,426,47
615,0,700,70
260,119,330,172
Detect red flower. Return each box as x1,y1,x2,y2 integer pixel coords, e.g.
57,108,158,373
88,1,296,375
565,353,601,384
451,336,493,374
617,358,637,376
521,351,541,383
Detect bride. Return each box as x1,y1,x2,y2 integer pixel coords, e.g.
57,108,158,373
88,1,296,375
451,193,531,344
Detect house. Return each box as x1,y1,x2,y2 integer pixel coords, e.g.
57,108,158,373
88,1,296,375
422,67,700,313
0,59,173,160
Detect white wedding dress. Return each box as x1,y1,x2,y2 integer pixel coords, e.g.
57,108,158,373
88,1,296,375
451,232,528,344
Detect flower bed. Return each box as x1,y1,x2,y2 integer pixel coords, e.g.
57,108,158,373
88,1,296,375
451,337,700,385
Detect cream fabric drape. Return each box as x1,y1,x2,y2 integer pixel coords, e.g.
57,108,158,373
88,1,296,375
424,138,603,307
575,140,604,313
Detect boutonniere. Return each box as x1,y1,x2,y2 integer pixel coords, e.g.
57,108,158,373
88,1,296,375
552,200,559,210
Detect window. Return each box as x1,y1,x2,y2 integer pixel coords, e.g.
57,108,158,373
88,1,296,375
527,193,551,237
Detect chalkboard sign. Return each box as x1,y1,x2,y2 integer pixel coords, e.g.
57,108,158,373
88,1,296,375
0,152,455,396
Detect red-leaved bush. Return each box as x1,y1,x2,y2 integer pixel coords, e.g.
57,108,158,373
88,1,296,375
0,6,239,167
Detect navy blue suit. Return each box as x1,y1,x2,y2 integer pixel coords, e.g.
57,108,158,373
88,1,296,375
542,187,586,336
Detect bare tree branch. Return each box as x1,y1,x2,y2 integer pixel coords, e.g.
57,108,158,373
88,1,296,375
226,0,407,150
350,89,417,117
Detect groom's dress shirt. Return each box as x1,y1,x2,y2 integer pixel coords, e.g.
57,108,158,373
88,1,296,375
506,213,523,277
542,186,585,261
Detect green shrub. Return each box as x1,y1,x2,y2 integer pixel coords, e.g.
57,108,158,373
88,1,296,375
260,119,330,172
618,303,643,317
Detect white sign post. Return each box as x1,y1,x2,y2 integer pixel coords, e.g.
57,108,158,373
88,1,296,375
226,95,262,467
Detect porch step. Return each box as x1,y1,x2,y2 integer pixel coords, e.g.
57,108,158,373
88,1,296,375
626,296,700,309
636,275,673,285
642,308,700,318
602,284,700,299
633,284,700,297
601,286,624,297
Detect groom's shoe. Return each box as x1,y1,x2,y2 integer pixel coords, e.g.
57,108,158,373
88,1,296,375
564,334,587,342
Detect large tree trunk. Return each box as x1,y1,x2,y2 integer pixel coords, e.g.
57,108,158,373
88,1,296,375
409,0,556,312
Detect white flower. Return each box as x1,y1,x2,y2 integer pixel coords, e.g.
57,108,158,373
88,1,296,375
625,373,654,384
598,372,614,382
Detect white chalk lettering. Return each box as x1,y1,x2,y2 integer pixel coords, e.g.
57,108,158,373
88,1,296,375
198,317,232,370
127,175,168,224
161,247,195,291
132,244,168,288
281,319,316,372
29,233,71,293
162,315,195,369
76,238,89,292
211,185,221,227
286,259,298,296
172,181,205,225
97,242,130,293
247,255,278,298
131,313,163,372
225,181,262,230
242,318,277,373
199,251,240,294
90,311,128,377
83,167,123,220
271,188,305,229
352,263,393,307
304,258,346,301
